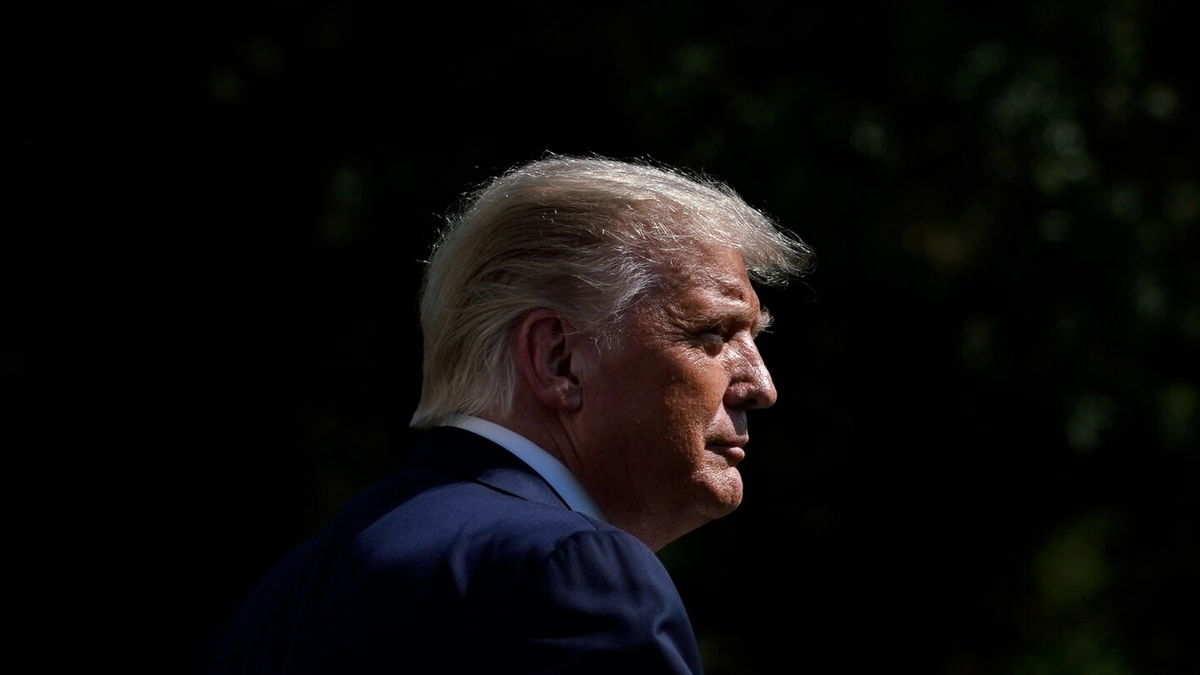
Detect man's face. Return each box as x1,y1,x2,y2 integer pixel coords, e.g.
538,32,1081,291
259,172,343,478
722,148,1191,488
574,243,778,547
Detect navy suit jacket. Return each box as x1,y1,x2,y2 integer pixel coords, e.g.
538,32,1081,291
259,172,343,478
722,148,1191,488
210,426,704,674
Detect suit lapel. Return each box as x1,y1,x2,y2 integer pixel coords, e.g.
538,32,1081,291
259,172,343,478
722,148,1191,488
411,426,571,511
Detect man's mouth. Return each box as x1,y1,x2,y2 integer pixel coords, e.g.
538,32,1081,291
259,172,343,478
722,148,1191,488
707,439,748,464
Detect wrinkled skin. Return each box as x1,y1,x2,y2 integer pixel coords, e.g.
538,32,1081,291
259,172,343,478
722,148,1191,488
570,244,778,550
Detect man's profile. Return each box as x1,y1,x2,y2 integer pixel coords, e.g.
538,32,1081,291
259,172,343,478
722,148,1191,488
210,156,812,674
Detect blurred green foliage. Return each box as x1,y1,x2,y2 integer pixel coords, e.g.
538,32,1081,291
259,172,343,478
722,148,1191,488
14,1,1194,673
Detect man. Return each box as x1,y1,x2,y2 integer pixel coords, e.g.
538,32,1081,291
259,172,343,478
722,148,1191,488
210,156,812,674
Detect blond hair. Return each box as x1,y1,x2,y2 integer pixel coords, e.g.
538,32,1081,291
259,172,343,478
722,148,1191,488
411,156,813,428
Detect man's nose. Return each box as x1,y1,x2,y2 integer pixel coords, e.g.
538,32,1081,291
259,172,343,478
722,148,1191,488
723,337,778,410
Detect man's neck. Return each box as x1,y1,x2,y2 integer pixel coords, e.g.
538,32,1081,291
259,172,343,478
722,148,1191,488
447,414,606,523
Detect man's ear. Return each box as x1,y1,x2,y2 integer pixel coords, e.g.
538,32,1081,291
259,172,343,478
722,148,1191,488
514,308,585,411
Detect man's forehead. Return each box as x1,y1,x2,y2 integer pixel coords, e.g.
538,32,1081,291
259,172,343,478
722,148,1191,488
662,243,749,285
701,291,770,325
640,242,759,308
662,266,763,316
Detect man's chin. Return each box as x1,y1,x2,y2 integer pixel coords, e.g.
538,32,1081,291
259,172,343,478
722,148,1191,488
702,472,744,518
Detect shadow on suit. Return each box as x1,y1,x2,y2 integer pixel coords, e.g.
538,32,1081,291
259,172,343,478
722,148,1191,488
207,426,703,674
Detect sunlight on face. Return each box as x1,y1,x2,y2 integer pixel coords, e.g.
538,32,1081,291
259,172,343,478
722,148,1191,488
575,244,778,548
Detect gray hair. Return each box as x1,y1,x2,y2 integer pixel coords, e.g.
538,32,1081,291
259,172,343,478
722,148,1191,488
410,156,813,428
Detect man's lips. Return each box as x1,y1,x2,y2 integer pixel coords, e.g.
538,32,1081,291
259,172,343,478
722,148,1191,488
707,439,748,463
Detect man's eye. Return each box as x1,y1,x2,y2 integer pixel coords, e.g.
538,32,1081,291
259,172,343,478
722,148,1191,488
698,328,729,348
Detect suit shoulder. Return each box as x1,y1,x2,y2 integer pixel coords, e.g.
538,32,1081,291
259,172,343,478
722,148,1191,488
350,475,610,572
497,528,702,674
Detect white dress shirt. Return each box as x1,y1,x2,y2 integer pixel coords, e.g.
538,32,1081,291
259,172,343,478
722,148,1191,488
445,415,607,523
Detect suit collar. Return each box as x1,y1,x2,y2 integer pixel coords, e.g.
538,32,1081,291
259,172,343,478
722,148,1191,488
411,426,571,512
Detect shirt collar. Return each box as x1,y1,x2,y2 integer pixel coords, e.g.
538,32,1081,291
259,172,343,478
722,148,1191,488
444,415,607,523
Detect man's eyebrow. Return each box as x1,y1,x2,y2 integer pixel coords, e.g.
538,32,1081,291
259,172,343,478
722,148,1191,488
754,307,774,335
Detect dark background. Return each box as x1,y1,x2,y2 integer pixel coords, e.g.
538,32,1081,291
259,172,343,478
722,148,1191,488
10,1,1197,673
